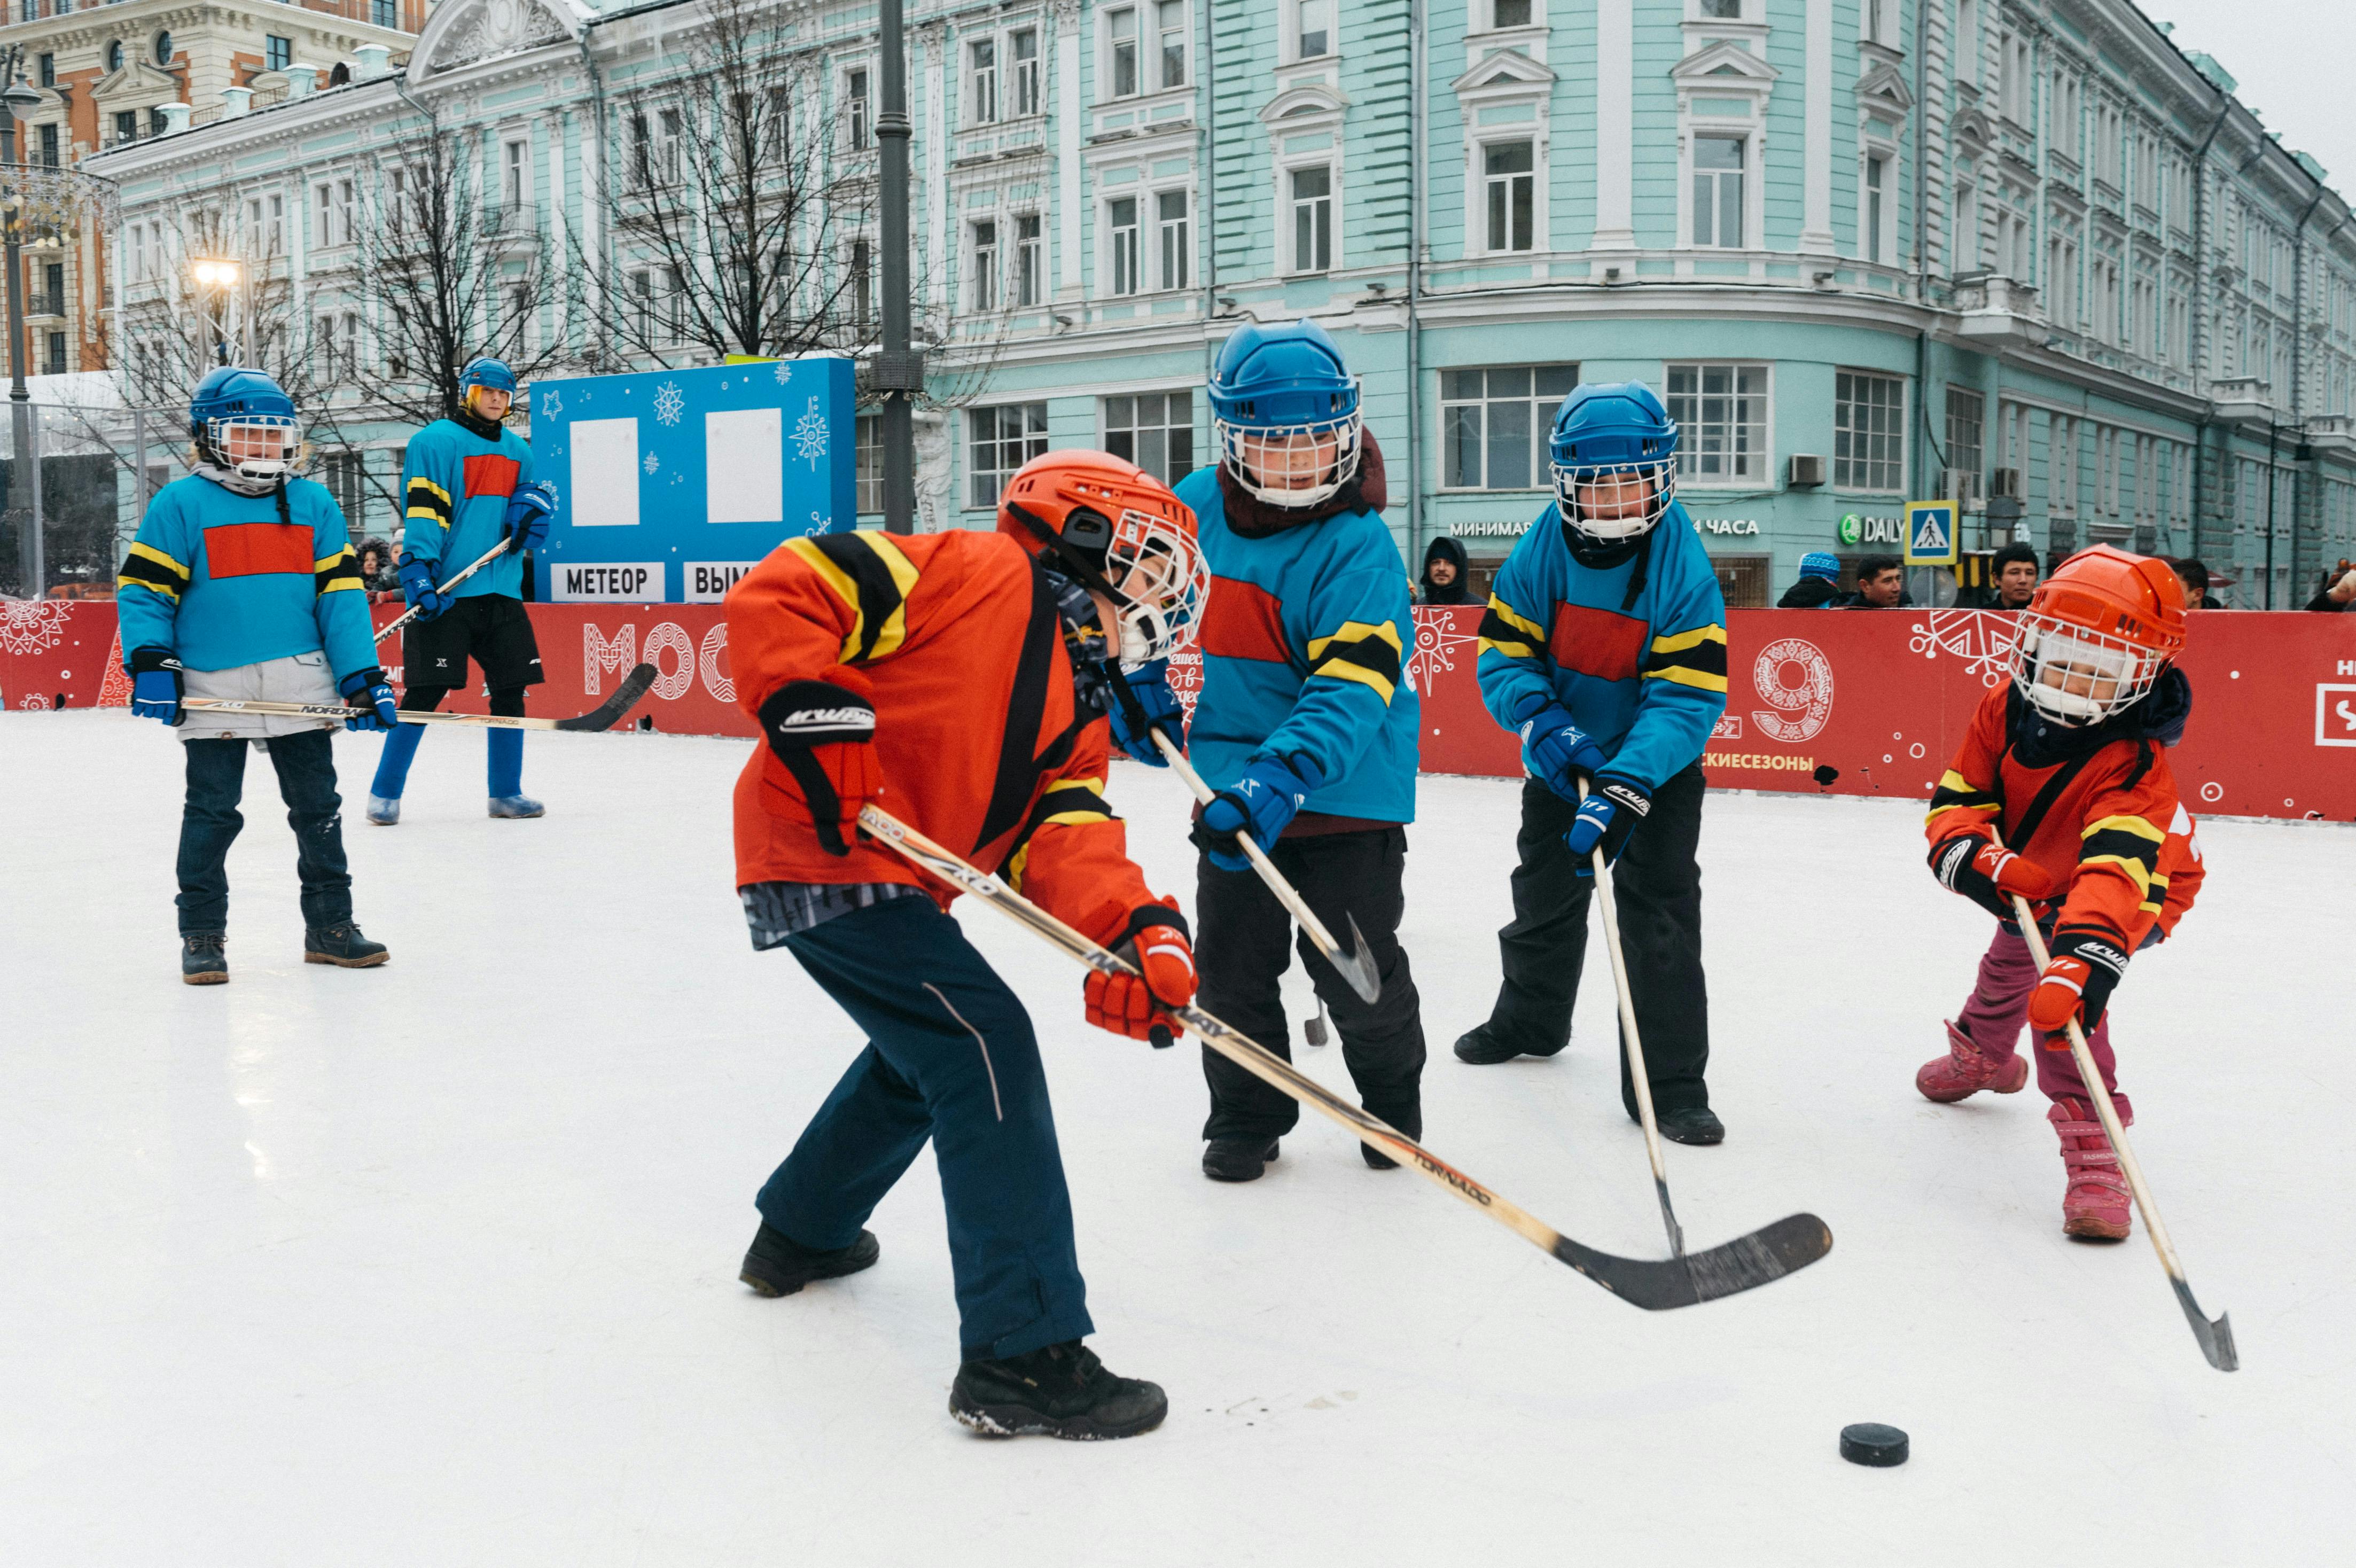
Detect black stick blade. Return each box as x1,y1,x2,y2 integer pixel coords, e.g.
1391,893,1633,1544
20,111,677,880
557,662,659,731
2173,1281,2239,1371
1553,1213,1834,1310
1329,912,1384,1004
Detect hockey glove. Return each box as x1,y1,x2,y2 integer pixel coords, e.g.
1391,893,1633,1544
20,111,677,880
1085,902,1197,1044
504,481,557,555
757,667,882,857
1565,775,1649,878
1930,833,2057,922
1517,701,1610,801
128,645,185,727
1104,658,1184,767
396,552,455,622
2028,929,2132,1035
1192,751,1325,873
338,667,400,732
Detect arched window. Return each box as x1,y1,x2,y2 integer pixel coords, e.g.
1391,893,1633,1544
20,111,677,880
153,32,175,67
106,41,124,74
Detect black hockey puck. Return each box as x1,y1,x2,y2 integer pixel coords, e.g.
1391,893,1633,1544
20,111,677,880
1839,1423,1909,1467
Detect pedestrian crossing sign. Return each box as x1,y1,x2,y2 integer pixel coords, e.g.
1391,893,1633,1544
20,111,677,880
1905,500,1960,566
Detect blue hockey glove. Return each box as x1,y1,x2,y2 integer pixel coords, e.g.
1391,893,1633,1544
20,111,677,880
396,551,454,622
339,667,400,732
1566,775,1650,878
1517,701,1610,800
1106,659,1184,767
504,481,556,554
1192,752,1324,872
128,645,184,727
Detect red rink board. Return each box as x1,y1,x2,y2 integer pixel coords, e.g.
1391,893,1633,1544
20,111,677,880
7,597,2353,823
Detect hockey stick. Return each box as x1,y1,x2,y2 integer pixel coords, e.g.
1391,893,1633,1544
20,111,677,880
857,803,1832,1309
371,539,512,646
183,662,659,734
2000,837,2238,1372
1578,776,1686,1258
1149,729,1382,1004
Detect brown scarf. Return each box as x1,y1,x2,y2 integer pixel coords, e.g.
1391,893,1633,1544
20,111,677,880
1215,427,1389,538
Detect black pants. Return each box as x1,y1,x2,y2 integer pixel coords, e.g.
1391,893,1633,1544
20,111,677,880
176,731,352,935
401,593,544,689
1197,826,1425,1141
1481,766,1712,1118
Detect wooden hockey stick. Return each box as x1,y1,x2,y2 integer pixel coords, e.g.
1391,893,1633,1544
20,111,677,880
2000,833,2238,1371
371,539,512,645
183,662,659,734
1149,729,1382,1004
857,802,1832,1310
1578,776,1686,1259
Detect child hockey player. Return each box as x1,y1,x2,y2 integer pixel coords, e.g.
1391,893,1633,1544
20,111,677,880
726,450,1206,1439
1173,319,1425,1183
1917,545,2202,1239
365,356,556,824
116,368,399,982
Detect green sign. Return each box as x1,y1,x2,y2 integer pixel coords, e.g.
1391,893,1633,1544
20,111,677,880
1838,513,1862,546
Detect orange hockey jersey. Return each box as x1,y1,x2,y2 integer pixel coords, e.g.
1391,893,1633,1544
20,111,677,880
1925,680,2204,947
727,528,1160,949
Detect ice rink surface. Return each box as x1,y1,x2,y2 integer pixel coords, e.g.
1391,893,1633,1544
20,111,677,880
1,710,2347,1567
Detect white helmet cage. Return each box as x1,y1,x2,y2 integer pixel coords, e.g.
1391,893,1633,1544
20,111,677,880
1214,403,1366,511
1551,458,1679,541
206,414,301,482
2011,613,2167,726
1102,505,1211,667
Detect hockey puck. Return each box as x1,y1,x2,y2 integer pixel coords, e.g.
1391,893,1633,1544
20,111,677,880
1839,1423,1909,1467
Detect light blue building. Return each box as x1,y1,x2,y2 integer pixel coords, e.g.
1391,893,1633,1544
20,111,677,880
87,1,2356,607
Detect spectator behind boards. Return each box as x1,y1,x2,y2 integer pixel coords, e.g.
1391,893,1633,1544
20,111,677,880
1988,542,2040,610
2305,562,2356,612
1844,554,1908,608
1419,536,1472,604
2169,558,2213,609
1776,551,1844,608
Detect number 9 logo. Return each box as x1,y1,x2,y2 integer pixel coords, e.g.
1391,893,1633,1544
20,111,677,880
1752,637,1835,744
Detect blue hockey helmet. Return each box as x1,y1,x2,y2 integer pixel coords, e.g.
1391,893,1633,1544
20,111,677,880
460,356,518,395
1207,319,1363,509
188,366,298,481
1549,381,1680,542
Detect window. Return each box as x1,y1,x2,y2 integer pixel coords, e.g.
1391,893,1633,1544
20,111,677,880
1864,0,1891,45
1944,388,1984,501
1831,370,1905,492
149,107,169,139
2050,415,2079,515
107,41,124,75
321,452,368,528
1107,197,1141,295
114,110,137,145
38,123,58,168
969,403,1049,508
969,38,998,126
1157,1,1188,89
1956,0,1979,85
1484,141,1535,253
855,415,883,513
40,262,63,317
373,0,396,26
1442,365,1582,490
1670,364,1769,485
1863,154,1887,264
1012,29,1041,116
1156,190,1190,291
502,139,529,208
851,238,873,330
846,69,871,150
153,31,174,67
1494,0,1534,26
267,35,292,74
44,331,66,378
36,53,53,89
1110,7,1140,98
1700,0,1742,17
970,220,1000,311
1104,391,1195,486
1298,0,1333,59
1289,166,1332,274
314,181,355,247
1017,214,1044,306
1954,185,1978,272
1692,135,1744,249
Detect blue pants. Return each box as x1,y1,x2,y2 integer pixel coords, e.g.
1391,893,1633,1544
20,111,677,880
176,731,352,935
761,895,1094,1361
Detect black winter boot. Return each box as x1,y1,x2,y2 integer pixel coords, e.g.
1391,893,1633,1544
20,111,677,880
949,1340,1167,1440
1453,1023,1563,1065
304,923,389,968
1654,1104,1726,1146
738,1221,880,1297
181,932,228,986
1202,1137,1278,1182
1361,1102,1422,1170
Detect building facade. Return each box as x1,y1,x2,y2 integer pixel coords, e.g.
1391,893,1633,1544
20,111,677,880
83,1,2356,605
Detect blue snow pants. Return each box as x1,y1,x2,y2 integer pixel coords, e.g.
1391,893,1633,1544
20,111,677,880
760,894,1096,1362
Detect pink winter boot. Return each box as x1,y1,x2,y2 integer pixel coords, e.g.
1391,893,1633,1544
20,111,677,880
2049,1099,2134,1241
1916,1020,2030,1103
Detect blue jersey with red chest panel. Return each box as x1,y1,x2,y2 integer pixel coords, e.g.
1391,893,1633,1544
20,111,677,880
399,415,536,599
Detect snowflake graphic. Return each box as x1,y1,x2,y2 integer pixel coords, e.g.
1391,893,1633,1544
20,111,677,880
1908,609,2019,688
1406,607,1482,697
652,380,686,427
0,599,71,657
773,360,793,386
643,450,661,475
536,387,563,422
793,396,829,471
805,510,830,536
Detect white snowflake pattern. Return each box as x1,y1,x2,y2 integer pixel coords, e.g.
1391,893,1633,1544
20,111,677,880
1908,609,2019,687
773,360,793,386
536,387,563,422
0,599,72,657
793,396,829,471
643,450,661,475
1406,607,1482,697
652,380,686,427
805,510,829,535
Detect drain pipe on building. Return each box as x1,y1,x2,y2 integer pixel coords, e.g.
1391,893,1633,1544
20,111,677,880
1910,0,1941,520
1406,0,1425,572
2188,95,2232,565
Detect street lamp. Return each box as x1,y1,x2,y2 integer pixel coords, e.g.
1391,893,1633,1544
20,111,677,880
2,49,45,597
190,256,249,365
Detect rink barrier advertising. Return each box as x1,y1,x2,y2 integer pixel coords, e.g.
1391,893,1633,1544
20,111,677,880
6,599,2352,823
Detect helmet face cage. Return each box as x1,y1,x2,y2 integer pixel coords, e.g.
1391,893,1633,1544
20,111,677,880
1101,505,1210,667
1552,458,1678,541
2011,612,2166,726
205,414,300,481
1214,403,1364,510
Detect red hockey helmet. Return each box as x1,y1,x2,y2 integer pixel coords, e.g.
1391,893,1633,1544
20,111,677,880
998,449,1209,666
2010,544,2188,726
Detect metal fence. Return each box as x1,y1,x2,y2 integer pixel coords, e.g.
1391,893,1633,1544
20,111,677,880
0,402,188,603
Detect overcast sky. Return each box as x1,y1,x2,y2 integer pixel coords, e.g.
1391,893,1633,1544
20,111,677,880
2146,2,2356,196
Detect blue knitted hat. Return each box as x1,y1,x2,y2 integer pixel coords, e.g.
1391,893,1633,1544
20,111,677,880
1799,551,1842,581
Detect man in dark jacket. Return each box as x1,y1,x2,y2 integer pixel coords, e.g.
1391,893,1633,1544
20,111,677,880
1776,551,1844,607
1419,536,1472,604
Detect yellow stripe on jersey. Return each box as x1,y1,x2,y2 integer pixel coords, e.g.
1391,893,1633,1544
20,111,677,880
314,547,364,595
1307,619,1405,704
1476,594,1546,660
1925,768,2003,824
784,532,922,664
118,541,192,600
1641,623,1729,693
405,477,454,529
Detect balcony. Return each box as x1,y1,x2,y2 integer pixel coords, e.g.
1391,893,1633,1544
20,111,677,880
25,292,65,318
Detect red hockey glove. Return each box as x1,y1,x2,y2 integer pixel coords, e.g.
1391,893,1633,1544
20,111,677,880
2028,930,2131,1036
1085,902,1196,1044
1930,833,2056,921
757,667,882,856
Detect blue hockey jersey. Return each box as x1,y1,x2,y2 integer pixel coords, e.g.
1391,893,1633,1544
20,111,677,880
1172,466,1418,824
116,473,373,677
400,414,535,598
1476,502,1728,790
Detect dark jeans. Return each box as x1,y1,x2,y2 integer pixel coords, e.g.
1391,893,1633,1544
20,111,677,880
1196,826,1426,1141
760,895,1094,1362
176,731,353,935
1481,766,1712,1118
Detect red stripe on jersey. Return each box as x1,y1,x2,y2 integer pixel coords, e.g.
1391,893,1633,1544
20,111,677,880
1550,602,1648,684
1197,575,1293,665
463,454,520,501
202,521,314,580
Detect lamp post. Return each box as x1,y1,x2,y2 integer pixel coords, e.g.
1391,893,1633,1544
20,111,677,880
2,51,45,597
190,256,248,366
873,0,922,531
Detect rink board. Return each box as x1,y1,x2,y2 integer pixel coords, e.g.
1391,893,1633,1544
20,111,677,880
6,598,2352,822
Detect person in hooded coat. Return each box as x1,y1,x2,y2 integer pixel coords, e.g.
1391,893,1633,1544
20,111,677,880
1418,536,1472,605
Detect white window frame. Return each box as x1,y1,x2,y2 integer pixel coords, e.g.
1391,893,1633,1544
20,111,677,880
1105,193,1142,297
1439,364,1583,492
970,217,1001,312
968,37,1000,127
1666,362,1774,489
1288,0,1337,65
1685,127,1753,252
1283,162,1336,276
967,402,1050,509
1153,0,1190,92
1858,146,1895,265
502,136,531,209
1016,213,1044,307
1100,389,1196,487
1830,368,1905,494
1482,0,1545,32
1105,5,1143,101
1154,186,1191,292
1011,27,1042,118
1476,136,1539,257
843,66,873,151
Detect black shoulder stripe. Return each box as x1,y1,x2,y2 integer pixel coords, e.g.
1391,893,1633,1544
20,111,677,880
808,534,909,664
1313,635,1403,687
1643,639,1728,678
974,564,1060,855
2081,828,2163,867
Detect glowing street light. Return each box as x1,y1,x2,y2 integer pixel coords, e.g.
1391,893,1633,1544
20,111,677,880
189,255,249,365
191,259,240,287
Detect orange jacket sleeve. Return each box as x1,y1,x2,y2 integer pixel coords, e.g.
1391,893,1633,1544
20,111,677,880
728,533,924,719
1002,719,1167,950
2054,754,2181,948
2146,802,2205,940
1925,689,2007,847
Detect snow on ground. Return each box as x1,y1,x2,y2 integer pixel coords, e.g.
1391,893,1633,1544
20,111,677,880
0,709,2347,1566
